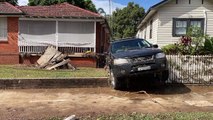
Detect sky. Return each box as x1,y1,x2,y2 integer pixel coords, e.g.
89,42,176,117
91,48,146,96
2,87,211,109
18,0,162,14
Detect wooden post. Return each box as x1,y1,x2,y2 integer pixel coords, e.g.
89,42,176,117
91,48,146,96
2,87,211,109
56,20,59,50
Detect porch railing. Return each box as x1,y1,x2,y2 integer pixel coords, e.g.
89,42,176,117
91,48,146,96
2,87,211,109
19,46,94,54
18,36,95,54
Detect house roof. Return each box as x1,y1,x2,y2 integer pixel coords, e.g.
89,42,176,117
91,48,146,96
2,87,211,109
138,0,170,29
0,2,23,15
17,2,102,19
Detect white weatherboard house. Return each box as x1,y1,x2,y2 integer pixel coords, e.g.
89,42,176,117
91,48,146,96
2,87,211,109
137,0,213,47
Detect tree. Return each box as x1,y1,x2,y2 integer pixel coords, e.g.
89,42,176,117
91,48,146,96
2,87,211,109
111,2,145,39
28,0,97,12
5,0,18,5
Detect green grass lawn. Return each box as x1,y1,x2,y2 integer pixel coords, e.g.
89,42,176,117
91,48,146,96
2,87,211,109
94,112,213,120
0,65,107,79
49,112,213,120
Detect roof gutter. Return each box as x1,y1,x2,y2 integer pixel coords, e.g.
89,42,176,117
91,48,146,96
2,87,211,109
137,0,169,29
0,13,24,15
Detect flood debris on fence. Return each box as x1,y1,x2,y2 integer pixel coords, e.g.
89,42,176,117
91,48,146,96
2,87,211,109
167,55,213,84
36,46,76,70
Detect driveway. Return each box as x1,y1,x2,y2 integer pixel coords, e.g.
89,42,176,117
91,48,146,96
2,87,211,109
0,85,212,119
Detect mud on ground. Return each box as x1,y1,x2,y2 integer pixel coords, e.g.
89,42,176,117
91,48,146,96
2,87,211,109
0,85,212,120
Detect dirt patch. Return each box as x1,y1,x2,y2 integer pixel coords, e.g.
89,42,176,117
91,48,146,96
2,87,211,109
0,86,212,120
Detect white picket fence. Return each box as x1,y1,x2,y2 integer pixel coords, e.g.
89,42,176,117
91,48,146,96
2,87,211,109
167,55,213,84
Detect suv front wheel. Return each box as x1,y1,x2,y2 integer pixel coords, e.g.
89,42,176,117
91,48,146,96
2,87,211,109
109,70,123,90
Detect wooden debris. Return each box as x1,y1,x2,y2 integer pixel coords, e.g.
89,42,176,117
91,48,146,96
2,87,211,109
46,59,70,70
36,46,76,70
64,115,76,120
37,46,58,66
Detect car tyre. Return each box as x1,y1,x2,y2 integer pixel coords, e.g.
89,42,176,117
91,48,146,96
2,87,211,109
109,70,122,90
161,70,169,82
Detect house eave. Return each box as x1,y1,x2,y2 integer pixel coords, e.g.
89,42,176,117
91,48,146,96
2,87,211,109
0,13,24,16
137,0,170,29
19,16,104,22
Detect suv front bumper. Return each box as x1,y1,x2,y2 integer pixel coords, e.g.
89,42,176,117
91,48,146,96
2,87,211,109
111,58,168,78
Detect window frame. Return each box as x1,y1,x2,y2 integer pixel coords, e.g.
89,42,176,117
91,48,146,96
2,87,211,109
172,18,204,37
0,17,8,41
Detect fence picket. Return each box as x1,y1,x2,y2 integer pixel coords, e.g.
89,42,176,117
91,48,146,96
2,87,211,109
167,55,213,84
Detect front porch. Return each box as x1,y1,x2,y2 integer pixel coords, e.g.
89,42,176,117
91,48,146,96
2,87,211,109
18,19,109,67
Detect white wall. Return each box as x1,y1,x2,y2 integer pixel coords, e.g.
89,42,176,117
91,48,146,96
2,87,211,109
157,0,213,47
138,0,213,47
138,13,158,44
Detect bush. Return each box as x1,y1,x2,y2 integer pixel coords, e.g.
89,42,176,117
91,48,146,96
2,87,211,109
162,26,213,55
161,44,178,55
204,37,213,54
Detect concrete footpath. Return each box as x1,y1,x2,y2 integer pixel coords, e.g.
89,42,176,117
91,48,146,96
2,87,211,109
0,77,108,89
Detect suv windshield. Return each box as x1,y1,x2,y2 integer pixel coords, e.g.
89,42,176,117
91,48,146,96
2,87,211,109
111,39,152,54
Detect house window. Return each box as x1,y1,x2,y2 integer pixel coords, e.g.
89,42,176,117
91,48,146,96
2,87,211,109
149,20,153,39
0,17,7,41
173,18,204,37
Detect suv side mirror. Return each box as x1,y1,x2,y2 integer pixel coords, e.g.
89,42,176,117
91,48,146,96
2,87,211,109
152,44,158,48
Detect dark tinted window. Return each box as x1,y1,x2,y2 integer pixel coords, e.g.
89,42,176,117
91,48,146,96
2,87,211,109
111,39,151,54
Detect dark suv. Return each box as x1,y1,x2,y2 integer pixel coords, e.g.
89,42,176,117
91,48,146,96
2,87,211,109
106,38,169,90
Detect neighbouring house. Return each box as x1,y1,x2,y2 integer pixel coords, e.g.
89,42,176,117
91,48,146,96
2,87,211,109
0,2,23,64
137,0,213,47
0,2,110,67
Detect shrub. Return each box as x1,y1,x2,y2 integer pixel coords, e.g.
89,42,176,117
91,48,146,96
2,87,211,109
162,27,213,55
161,44,178,55
204,37,213,54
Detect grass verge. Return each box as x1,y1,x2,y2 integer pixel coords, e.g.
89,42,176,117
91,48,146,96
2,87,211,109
0,65,107,79
48,112,213,120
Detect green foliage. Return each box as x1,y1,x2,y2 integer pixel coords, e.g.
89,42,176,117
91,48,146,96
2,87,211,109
0,65,107,78
93,112,213,120
6,0,18,5
111,2,145,39
163,27,213,55
204,37,213,53
161,44,178,55
48,117,63,120
186,27,207,55
28,0,97,12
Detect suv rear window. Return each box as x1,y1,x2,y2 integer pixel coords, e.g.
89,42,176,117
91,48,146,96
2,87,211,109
111,39,151,54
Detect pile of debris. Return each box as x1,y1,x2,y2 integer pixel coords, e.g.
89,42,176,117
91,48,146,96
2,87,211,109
36,46,76,70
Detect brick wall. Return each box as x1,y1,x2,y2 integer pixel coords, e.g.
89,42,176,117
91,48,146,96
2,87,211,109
21,56,97,68
0,17,19,64
69,57,96,68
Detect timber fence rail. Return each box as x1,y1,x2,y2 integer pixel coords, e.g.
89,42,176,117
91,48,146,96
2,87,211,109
166,55,213,84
